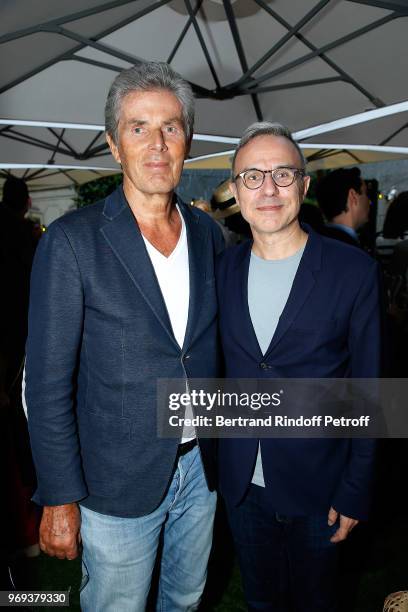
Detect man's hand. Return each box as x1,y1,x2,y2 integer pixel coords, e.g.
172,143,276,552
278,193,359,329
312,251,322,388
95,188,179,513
39,503,81,560
328,506,358,543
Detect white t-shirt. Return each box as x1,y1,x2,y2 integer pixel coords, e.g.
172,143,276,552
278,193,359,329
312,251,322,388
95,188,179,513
142,207,190,349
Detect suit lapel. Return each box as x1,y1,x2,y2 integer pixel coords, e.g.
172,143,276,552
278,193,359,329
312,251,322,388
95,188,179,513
236,241,265,360
265,228,322,356
100,188,177,346
179,202,208,351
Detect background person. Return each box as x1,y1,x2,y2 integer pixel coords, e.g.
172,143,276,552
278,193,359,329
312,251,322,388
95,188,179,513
382,191,408,239
0,176,40,586
316,167,370,248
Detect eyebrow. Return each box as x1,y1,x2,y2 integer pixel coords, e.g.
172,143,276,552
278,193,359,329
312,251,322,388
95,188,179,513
163,116,184,125
240,165,300,172
125,117,183,126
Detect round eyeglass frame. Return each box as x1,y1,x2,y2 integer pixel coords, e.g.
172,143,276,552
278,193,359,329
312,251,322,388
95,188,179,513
234,167,305,189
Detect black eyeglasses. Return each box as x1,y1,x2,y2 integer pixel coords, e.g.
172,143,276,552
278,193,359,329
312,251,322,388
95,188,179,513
234,167,305,190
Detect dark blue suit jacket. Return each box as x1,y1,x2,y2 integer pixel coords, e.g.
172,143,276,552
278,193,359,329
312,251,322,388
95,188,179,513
25,186,223,517
216,227,382,520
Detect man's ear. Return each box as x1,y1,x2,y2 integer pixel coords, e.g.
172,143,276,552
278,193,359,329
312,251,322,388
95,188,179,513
345,187,359,212
347,188,359,211
302,174,311,199
106,133,121,164
184,135,193,159
229,180,238,203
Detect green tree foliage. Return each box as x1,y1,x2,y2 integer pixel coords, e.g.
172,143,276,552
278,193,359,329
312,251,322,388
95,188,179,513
76,174,122,208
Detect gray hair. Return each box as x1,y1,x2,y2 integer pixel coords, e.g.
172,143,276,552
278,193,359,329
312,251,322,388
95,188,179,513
231,121,306,178
105,61,195,144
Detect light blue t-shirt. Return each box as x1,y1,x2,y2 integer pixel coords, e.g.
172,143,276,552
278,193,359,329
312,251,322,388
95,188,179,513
248,245,305,487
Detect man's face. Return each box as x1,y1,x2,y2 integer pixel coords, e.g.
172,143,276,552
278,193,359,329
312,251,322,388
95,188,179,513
229,135,310,237
355,180,371,227
106,89,189,198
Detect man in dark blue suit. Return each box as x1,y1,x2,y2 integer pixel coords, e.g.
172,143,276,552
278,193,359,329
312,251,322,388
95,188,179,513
316,167,371,248
216,122,382,611
25,62,223,611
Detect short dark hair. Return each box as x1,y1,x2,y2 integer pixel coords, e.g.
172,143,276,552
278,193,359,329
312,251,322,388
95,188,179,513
316,167,363,221
105,61,194,144
2,176,29,212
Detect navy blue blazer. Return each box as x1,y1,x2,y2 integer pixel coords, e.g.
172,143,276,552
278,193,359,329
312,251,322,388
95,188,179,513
25,186,223,517
216,227,382,520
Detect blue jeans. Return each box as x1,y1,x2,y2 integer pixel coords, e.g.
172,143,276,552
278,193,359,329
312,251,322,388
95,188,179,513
79,446,216,611
226,485,338,612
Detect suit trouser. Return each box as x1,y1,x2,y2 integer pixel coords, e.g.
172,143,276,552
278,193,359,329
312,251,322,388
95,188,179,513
225,484,338,612
79,446,216,612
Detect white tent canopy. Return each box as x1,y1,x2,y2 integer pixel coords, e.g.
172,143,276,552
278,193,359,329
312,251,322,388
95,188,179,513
1,0,408,185
0,163,119,191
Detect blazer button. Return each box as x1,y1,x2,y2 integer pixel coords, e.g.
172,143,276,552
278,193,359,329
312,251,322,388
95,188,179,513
260,362,268,370
182,354,190,361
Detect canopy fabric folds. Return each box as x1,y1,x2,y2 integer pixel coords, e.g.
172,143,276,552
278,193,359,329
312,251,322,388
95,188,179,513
1,0,408,187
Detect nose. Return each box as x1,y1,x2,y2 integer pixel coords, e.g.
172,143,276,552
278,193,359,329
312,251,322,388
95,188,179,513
149,129,168,151
262,172,279,195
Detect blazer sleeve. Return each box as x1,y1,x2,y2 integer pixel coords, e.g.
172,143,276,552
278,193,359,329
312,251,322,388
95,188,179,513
348,260,382,378
332,260,382,520
208,217,225,256
25,221,88,506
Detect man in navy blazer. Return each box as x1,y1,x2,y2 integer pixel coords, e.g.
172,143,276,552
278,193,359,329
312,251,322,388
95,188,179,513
25,62,223,611
216,122,382,611
316,167,371,248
